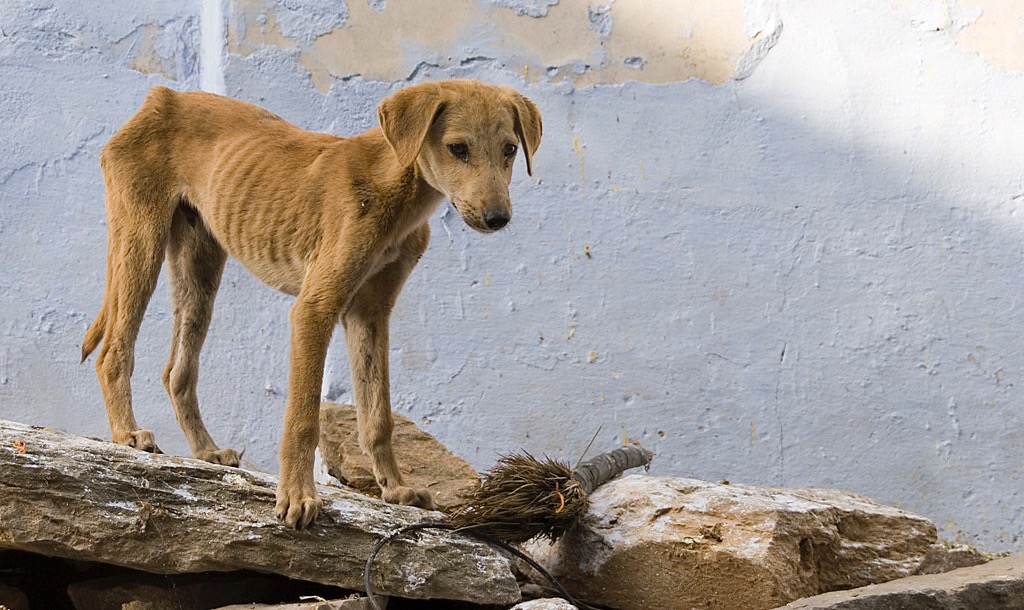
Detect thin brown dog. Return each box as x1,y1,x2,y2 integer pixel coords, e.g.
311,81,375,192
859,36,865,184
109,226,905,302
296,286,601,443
81,80,542,529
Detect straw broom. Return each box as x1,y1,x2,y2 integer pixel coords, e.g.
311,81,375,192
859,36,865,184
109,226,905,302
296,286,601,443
364,444,653,610
447,443,653,544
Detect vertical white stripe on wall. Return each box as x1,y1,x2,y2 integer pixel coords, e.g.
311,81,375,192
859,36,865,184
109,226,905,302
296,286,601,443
201,0,226,94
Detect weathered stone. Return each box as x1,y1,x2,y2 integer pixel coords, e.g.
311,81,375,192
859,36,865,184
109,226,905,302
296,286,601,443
914,543,991,575
774,554,1024,609
318,402,479,510
215,596,381,610
510,599,578,609
0,420,518,606
530,476,937,610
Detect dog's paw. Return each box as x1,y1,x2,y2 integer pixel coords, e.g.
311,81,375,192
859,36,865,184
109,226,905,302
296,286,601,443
118,430,161,454
275,482,323,530
382,485,435,510
195,447,242,467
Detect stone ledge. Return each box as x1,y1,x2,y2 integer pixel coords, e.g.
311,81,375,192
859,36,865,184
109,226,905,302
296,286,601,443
0,419,518,606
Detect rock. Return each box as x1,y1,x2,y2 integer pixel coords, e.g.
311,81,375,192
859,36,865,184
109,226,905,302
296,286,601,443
530,476,937,610
774,554,1024,609
215,597,380,610
318,402,479,510
0,583,29,610
0,420,519,606
510,599,579,609
914,543,991,575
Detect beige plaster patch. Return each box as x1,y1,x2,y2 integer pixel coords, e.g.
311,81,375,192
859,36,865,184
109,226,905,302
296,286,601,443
228,0,772,92
954,0,1024,73
592,1,751,86
892,0,1024,73
228,0,294,56
129,24,178,81
302,0,475,92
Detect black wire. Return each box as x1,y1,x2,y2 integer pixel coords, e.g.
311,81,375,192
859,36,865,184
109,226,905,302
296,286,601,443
363,521,599,610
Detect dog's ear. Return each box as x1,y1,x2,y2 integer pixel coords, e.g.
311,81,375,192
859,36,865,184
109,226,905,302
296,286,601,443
507,92,542,176
378,83,444,168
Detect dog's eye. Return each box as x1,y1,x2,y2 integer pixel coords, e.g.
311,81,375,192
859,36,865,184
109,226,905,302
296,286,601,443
503,143,518,158
448,143,469,161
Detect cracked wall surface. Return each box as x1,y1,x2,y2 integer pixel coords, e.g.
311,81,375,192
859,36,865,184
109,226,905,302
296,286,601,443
3,0,1024,554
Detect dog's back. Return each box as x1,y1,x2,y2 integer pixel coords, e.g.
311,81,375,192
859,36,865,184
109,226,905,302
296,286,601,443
100,87,345,295
101,86,333,194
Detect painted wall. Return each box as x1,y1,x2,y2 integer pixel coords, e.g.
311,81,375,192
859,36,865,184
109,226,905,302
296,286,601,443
2,0,1023,552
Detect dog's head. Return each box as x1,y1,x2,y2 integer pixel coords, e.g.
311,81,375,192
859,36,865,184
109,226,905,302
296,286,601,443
378,80,542,233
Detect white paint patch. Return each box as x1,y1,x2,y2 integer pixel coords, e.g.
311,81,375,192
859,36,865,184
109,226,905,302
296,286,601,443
313,447,332,485
401,566,428,587
329,499,372,523
222,472,249,487
201,0,226,93
173,486,197,501
106,501,138,511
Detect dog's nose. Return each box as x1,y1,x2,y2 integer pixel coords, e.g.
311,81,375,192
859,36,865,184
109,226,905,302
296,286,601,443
483,210,510,230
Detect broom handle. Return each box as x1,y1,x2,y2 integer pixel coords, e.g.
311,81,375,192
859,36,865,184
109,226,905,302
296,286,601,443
571,444,653,495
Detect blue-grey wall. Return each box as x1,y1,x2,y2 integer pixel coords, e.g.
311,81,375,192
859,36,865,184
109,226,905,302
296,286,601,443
3,0,1024,552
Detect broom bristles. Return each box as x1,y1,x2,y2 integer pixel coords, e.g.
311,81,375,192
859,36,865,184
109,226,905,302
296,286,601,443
448,453,589,544
448,444,652,544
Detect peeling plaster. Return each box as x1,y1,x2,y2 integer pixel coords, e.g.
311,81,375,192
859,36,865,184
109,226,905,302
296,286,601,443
270,0,348,44
227,0,296,56
228,0,784,91
489,0,560,18
735,10,784,80
129,24,179,80
893,0,1024,73
954,0,1024,73
125,18,200,82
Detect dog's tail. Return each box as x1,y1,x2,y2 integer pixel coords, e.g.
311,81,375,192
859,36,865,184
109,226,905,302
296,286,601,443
81,306,107,363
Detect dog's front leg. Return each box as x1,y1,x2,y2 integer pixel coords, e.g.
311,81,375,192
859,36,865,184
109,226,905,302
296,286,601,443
344,307,434,509
275,294,336,529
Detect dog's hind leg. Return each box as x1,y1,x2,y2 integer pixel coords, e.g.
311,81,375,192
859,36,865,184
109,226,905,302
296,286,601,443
161,204,241,466
88,188,173,454
344,224,434,509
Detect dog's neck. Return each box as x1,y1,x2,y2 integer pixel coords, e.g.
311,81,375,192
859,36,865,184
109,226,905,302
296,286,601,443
360,128,443,202
334,129,446,236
